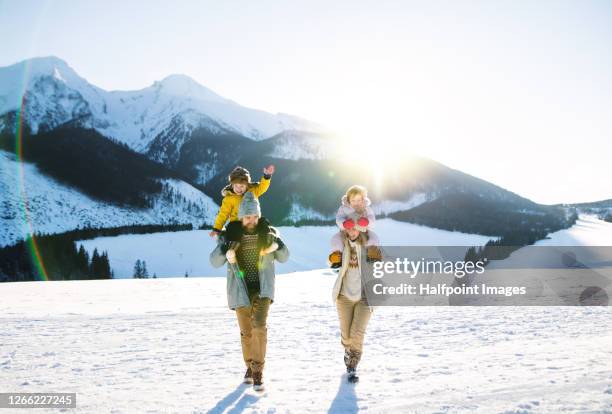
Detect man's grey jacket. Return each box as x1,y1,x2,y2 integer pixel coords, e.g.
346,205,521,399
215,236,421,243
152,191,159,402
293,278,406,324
209,218,290,309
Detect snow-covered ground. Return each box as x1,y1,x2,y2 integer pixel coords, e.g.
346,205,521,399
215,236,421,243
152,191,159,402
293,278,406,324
1,216,611,412
454,215,612,306
78,218,497,278
1,271,611,413
535,214,612,246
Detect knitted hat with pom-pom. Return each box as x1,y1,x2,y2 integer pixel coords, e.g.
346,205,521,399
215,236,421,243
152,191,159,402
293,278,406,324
238,192,261,219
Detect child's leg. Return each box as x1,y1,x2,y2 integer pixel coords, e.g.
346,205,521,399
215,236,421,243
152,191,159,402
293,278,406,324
330,231,345,252
365,230,380,246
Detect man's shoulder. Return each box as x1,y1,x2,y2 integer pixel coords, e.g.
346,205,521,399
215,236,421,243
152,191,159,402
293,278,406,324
219,217,282,240
257,217,280,235
223,221,243,242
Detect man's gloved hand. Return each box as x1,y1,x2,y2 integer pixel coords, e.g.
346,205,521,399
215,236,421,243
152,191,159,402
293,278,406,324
357,217,369,227
260,242,279,256
226,249,237,264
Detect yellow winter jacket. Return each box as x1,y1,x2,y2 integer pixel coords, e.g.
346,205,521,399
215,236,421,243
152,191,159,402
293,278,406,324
212,176,271,231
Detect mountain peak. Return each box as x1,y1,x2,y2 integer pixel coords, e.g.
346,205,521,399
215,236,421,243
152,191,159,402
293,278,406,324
152,74,227,103
0,56,88,115
159,73,198,85
14,56,75,78
0,56,320,144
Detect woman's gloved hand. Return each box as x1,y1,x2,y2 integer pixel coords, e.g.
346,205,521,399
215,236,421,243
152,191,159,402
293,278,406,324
366,246,383,263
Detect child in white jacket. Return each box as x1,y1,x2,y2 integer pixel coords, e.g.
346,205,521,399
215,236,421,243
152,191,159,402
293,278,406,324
329,185,380,268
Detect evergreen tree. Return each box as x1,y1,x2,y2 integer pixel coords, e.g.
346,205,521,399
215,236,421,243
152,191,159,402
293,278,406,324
133,259,143,278
464,246,478,264
90,248,101,279
77,245,90,277
100,251,112,279
142,261,149,279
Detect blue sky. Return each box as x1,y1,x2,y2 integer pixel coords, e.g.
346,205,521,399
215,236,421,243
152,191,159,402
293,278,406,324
1,0,611,204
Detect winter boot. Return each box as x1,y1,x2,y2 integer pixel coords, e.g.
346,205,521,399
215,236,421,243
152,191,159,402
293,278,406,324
253,371,265,392
347,366,359,383
243,367,253,384
344,349,362,383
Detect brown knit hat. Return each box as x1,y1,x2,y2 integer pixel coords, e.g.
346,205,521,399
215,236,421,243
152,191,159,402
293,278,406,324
228,166,251,185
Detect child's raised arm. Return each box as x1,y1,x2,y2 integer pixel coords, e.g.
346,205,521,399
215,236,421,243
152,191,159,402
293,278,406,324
251,164,275,197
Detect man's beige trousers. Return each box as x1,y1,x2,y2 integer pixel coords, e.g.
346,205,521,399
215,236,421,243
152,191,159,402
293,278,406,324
235,293,271,373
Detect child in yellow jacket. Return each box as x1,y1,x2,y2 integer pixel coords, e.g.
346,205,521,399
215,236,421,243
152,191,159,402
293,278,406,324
209,164,275,237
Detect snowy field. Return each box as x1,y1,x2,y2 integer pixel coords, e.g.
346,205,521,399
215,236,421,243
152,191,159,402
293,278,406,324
0,215,611,412
1,271,611,413
78,218,497,278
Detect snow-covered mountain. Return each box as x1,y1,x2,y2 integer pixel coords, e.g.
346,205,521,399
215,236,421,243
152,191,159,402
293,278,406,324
0,56,578,247
263,130,332,160
0,56,322,152
0,149,218,247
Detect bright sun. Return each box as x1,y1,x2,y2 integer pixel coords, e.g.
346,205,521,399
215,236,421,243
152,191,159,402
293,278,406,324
330,122,411,195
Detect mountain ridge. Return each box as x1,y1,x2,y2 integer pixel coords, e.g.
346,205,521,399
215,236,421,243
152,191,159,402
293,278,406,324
0,56,579,245
0,56,324,151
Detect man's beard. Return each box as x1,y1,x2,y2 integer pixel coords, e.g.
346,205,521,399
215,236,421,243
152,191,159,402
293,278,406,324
243,223,257,233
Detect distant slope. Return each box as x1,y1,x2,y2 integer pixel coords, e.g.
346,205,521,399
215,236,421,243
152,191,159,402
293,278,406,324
77,218,496,278
564,199,612,209
0,147,217,247
534,214,612,246
1,125,195,208
562,199,612,222
202,145,572,237
390,192,569,238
